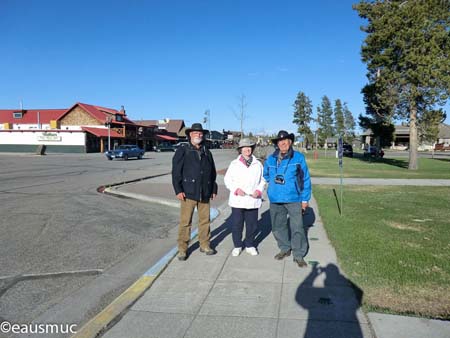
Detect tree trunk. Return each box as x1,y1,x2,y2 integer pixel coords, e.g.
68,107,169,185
408,106,418,170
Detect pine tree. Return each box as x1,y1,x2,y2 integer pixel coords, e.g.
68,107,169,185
316,96,334,146
292,91,314,147
334,99,345,137
343,103,356,143
354,0,450,169
418,108,447,145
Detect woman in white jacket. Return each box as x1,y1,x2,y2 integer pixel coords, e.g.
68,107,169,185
224,138,265,256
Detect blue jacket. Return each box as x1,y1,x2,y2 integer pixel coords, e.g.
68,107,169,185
263,148,311,203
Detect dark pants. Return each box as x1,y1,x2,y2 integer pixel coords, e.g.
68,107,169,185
270,202,308,259
231,207,258,248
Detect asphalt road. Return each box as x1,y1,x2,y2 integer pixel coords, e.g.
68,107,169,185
0,149,236,336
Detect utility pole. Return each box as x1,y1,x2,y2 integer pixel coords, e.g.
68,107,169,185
204,109,210,137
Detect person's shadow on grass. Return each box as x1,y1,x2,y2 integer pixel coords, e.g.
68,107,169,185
296,263,364,338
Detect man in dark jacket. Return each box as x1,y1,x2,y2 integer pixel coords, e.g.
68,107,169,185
172,123,218,260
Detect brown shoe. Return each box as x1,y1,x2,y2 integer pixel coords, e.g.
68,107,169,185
274,250,291,260
178,251,187,261
294,257,307,268
200,247,216,255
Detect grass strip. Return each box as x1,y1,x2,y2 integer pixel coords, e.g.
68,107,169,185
305,156,450,179
313,185,450,319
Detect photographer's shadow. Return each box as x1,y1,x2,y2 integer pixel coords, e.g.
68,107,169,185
295,263,364,338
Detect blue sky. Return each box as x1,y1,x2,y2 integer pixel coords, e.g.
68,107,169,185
1,0,448,135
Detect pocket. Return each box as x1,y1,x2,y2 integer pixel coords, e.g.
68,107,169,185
182,177,196,195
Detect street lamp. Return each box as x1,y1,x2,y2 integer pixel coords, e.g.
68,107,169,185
204,109,210,138
105,116,113,151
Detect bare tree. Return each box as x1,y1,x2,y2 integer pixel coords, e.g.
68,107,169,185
231,94,249,137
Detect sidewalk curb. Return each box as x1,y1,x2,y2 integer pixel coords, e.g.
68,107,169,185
72,227,199,338
73,187,227,338
103,187,180,208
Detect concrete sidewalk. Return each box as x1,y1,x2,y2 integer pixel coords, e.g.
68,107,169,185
101,195,374,338
80,175,450,338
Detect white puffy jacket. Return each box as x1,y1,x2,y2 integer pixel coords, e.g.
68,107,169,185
224,155,266,209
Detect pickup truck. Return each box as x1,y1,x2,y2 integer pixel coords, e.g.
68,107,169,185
105,145,145,160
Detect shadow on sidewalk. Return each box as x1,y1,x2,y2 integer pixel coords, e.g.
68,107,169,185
254,210,272,247
296,263,364,338
190,207,275,253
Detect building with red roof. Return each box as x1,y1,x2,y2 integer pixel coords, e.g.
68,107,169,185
0,103,160,153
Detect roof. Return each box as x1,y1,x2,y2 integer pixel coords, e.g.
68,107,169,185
156,134,178,141
0,109,66,124
60,102,134,125
166,120,184,134
138,120,158,126
81,127,124,138
438,123,450,138
137,119,185,134
394,125,409,135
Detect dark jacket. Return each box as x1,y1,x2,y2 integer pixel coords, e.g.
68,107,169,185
172,143,218,202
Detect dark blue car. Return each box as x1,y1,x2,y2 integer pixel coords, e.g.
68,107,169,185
105,145,145,160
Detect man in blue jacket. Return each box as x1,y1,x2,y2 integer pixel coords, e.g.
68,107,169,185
263,130,312,267
172,123,218,261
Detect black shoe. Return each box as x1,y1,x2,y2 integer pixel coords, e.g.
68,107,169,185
200,247,216,255
274,250,291,260
178,251,187,261
294,257,307,268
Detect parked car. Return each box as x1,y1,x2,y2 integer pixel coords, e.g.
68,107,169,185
342,144,353,157
155,142,176,152
364,146,384,158
173,142,189,149
105,145,144,160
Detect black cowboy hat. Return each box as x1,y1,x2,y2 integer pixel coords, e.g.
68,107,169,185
185,123,208,134
271,130,295,144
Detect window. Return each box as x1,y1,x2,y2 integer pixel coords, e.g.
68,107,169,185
13,112,23,119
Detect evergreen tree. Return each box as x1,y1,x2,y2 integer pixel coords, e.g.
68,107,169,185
292,91,314,147
334,99,345,137
359,82,397,148
343,103,356,143
316,95,334,146
354,0,450,169
418,108,447,145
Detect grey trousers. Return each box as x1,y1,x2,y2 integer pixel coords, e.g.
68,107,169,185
270,202,308,259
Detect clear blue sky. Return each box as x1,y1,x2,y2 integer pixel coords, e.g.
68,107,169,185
1,0,448,135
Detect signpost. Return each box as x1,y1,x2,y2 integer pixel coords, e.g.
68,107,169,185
338,136,344,215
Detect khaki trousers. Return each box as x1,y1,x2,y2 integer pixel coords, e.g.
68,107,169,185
178,198,211,252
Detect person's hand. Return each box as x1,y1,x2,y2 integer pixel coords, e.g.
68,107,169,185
211,193,217,200
301,202,308,214
176,192,186,201
235,188,246,196
251,190,262,198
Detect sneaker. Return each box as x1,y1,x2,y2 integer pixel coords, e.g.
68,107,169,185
245,247,258,256
200,247,216,255
294,257,308,268
274,249,291,260
232,247,242,257
178,251,187,261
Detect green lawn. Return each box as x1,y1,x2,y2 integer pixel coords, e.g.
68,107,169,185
313,185,450,319
305,154,450,179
